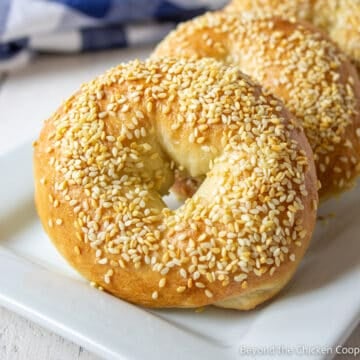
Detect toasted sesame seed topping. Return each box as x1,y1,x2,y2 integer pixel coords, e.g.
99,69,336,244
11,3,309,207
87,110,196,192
226,0,360,72
37,57,315,304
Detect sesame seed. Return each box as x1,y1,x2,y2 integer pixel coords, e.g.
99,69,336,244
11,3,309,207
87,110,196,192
98,258,108,265
176,286,186,293
234,274,248,282
179,268,187,278
74,246,81,255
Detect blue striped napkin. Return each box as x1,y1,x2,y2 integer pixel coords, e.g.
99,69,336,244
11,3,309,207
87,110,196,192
0,0,227,72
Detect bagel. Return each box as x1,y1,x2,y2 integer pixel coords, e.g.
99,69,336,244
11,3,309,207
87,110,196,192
153,13,360,200
225,0,360,73
33,57,318,310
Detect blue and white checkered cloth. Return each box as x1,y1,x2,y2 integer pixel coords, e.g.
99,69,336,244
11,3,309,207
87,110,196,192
0,0,228,72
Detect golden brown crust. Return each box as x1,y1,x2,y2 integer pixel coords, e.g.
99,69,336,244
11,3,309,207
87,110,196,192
34,58,318,309
226,0,360,72
153,14,360,200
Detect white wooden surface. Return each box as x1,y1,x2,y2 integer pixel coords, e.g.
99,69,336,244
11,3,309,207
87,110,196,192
0,50,359,360
0,306,99,360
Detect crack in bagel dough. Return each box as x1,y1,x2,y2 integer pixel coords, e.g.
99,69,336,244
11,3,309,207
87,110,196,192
34,58,318,309
153,13,360,200
225,0,360,73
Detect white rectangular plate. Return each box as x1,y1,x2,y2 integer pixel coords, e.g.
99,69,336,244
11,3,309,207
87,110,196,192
0,142,359,360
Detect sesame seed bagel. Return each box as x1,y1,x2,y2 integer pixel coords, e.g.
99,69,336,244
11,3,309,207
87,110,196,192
152,13,360,200
226,0,360,73
34,58,317,310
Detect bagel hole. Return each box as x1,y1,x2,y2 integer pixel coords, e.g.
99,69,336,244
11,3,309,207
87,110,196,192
163,174,205,210
162,193,184,210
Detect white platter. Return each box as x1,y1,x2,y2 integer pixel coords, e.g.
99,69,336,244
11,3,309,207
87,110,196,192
0,142,359,360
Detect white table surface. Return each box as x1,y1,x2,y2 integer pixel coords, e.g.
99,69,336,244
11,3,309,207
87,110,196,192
0,49,359,360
